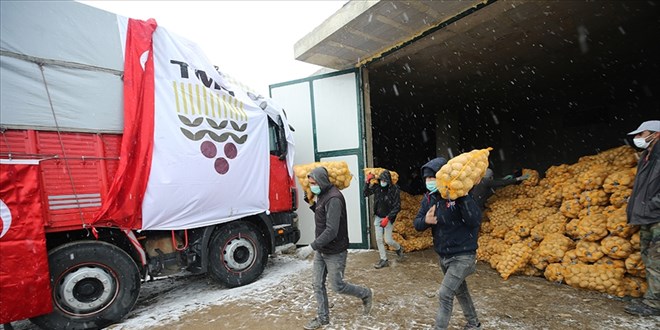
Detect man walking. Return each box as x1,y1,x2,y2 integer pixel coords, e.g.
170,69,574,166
297,167,373,329
414,157,483,330
624,120,660,316
364,170,404,268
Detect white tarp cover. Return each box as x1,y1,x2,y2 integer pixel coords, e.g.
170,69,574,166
0,1,125,132
137,22,271,229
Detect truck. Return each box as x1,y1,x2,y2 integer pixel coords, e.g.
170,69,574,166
0,2,299,329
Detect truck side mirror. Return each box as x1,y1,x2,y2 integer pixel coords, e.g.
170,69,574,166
277,116,288,160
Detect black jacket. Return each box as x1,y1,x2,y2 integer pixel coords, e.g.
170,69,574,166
470,177,518,209
413,158,483,257
627,144,660,225
363,170,401,223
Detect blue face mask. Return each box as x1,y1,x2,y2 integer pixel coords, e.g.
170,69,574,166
380,181,388,187
426,181,438,193
310,185,321,195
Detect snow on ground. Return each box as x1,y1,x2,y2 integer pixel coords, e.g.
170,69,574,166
109,254,310,329
6,249,660,330
6,253,310,330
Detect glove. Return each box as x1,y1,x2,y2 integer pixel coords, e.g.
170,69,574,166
380,217,389,228
366,173,375,184
303,194,314,205
502,174,513,180
517,174,530,181
296,245,314,259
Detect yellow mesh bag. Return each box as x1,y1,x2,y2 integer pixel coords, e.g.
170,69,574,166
437,147,492,200
293,161,352,202
363,167,399,185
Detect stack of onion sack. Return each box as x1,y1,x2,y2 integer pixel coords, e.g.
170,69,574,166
389,192,434,252
476,145,647,297
363,167,399,185
437,147,492,200
293,161,352,203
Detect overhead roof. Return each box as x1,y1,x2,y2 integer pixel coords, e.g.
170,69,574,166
295,0,660,107
294,0,486,70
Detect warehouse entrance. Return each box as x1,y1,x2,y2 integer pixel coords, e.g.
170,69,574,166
364,0,660,192
271,70,369,248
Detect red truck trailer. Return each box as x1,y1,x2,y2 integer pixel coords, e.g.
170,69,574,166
0,2,299,329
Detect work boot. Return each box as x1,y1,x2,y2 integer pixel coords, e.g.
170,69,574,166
303,317,329,329
464,322,482,330
362,288,373,315
624,301,660,316
396,247,404,259
374,259,389,269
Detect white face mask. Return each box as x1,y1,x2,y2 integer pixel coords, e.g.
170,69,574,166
633,137,651,149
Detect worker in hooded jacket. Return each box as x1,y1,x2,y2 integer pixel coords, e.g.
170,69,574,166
413,157,483,330
296,167,373,329
624,120,660,317
363,169,404,269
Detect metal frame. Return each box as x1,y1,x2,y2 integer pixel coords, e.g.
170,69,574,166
270,68,369,249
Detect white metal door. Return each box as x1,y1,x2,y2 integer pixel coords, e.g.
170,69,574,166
270,69,368,248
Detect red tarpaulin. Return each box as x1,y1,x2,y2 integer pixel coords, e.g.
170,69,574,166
93,18,157,230
0,161,52,323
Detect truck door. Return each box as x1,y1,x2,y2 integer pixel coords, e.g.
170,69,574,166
270,69,368,249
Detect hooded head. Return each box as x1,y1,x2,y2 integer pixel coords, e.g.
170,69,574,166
421,157,447,179
308,167,333,192
379,170,392,185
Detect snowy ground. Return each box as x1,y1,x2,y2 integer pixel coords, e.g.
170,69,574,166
6,249,660,330
109,255,311,329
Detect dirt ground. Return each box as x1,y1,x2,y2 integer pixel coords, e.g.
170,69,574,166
142,249,658,330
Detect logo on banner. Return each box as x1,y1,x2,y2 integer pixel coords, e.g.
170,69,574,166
170,60,248,175
0,199,11,238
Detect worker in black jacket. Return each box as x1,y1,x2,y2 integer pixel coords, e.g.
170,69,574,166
413,157,483,330
624,120,660,317
364,170,403,269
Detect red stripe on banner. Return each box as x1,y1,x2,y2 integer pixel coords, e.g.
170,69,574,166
0,163,52,323
93,18,158,229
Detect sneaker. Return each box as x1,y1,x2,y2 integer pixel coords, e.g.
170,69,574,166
396,247,404,259
303,317,329,330
624,301,660,316
464,322,482,330
362,288,373,315
374,259,389,269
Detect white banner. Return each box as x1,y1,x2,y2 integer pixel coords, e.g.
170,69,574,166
141,27,269,230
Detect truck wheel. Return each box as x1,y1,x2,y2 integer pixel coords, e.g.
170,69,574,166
30,241,141,330
208,221,268,287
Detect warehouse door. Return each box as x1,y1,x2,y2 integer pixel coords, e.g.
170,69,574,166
270,69,368,249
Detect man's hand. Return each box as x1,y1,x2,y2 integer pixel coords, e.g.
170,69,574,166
380,217,389,228
425,205,437,225
366,173,375,184
296,245,314,259
303,194,315,205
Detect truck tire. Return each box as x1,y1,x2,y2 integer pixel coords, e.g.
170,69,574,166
208,221,268,287
30,241,141,330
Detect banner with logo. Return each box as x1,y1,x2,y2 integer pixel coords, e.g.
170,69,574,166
0,161,52,323
96,19,271,230
141,21,270,230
